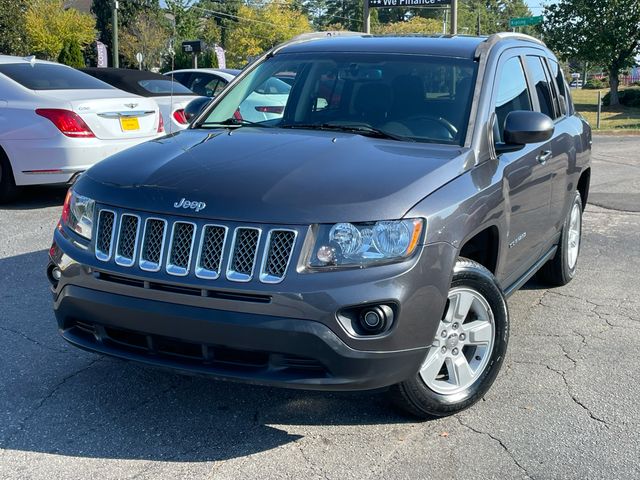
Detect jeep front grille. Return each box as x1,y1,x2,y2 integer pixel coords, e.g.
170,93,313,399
95,210,115,261
167,222,196,276
115,214,139,267
139,218,166,272
260,230,297,283
94,208,298,284
227,228,260,282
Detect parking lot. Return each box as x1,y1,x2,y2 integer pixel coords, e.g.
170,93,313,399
0,135,638,480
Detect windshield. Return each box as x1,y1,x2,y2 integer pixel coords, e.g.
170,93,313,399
199,52,477,145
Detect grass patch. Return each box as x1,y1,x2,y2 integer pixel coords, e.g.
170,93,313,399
571,88,640,132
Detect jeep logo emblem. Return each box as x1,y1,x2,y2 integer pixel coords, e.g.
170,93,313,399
174,198,206,212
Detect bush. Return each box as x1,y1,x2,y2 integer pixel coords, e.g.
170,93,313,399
602,87,640,107
583,78,608,89
58,40,85,68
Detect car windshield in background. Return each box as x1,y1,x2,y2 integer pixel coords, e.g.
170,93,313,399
0,63,114,90
137,79,194,95
200,52,478,145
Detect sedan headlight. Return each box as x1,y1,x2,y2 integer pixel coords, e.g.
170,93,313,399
61,189,95,240
308,218,424,268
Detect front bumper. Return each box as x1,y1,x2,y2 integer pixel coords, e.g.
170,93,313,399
50,226,456,391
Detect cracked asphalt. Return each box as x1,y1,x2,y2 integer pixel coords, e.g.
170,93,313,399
0,136,638,479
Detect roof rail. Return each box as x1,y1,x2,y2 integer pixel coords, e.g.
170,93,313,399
475,32,545,58
271,31,367,55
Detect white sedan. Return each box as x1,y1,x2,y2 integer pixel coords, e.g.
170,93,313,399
165,68,291,123
81,68,200,133
0,56,162,202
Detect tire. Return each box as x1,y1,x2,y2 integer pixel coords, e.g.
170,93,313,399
390,258,509,419
538,191,583,286
0,149,18,204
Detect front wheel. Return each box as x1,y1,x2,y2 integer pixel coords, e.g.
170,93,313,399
390,258,509,419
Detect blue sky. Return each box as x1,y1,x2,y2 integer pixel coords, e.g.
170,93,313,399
526,0,551,15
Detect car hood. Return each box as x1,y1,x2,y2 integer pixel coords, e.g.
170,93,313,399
78,128,472,224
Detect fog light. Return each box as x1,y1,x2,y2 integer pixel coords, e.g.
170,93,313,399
51,267,62,281
358,305,394,334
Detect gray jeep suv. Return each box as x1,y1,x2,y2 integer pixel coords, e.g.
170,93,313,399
48,33,591,418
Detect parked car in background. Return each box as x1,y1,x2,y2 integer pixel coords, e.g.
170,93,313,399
164,68,239,98
81,68,200,133
165,68,292,122
0,56,162,202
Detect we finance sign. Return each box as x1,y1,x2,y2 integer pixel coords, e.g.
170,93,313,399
368,0,451,7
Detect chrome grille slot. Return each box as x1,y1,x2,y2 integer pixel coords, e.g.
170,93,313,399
260,229,297,283
95,210,116,261
166,222,196,276
195,225,227,279
139,218,167,272
227,228,261,282
115,214,140,267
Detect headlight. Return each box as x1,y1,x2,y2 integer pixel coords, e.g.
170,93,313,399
308,218,424,268
61,189,95,240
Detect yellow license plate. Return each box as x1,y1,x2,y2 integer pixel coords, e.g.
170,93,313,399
120,117,140,131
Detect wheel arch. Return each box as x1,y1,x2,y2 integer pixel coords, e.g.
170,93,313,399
458,225,500,275
577,167,590,209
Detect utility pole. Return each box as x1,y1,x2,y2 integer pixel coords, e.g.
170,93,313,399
476,10,481,35
450,0,457,35
112,0,119,68
363,0,370,34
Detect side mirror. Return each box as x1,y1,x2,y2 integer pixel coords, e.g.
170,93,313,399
184,96,212,123
496,110,554,153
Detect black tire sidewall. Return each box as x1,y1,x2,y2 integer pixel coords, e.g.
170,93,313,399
560,192,583,281
398,260,509,417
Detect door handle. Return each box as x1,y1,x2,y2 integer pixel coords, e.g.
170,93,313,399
536,150,552,165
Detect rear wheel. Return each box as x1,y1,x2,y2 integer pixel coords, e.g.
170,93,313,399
390,258,509,419
0,150,18,204
538,191,582,286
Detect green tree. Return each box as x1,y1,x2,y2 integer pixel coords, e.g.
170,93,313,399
25,0,96,60
91,0,160,65
58,40,86,68
542,0,640,105
0,0,29,56
120,10,170,70
225,1,311,67
373,16,442,35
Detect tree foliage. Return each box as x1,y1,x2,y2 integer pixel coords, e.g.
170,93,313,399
0,0,29,56
120,10,170,70
542,0,640,105
225,1,311,67
373,16,442,35
58,39,85,68
91,0,160,65
25,0,95,60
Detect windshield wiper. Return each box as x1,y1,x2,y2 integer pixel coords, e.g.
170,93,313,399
280,123,413,142
200,117,272,128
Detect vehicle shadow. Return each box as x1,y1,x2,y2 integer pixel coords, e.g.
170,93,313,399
0,249,416,463
2,185,68,210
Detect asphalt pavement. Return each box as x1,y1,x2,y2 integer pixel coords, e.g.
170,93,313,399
0,136,638,479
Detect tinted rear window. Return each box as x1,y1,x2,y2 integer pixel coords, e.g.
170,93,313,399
138,79,194,95
0,63,114,90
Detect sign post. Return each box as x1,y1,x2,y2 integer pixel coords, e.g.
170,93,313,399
366,0,455,34
508,15,543,28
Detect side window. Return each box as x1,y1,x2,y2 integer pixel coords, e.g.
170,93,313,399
211,79,227,96
525,56,558,119
189,74,220,97
494,56,532,142
548,59,569,116
169,72,189,87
